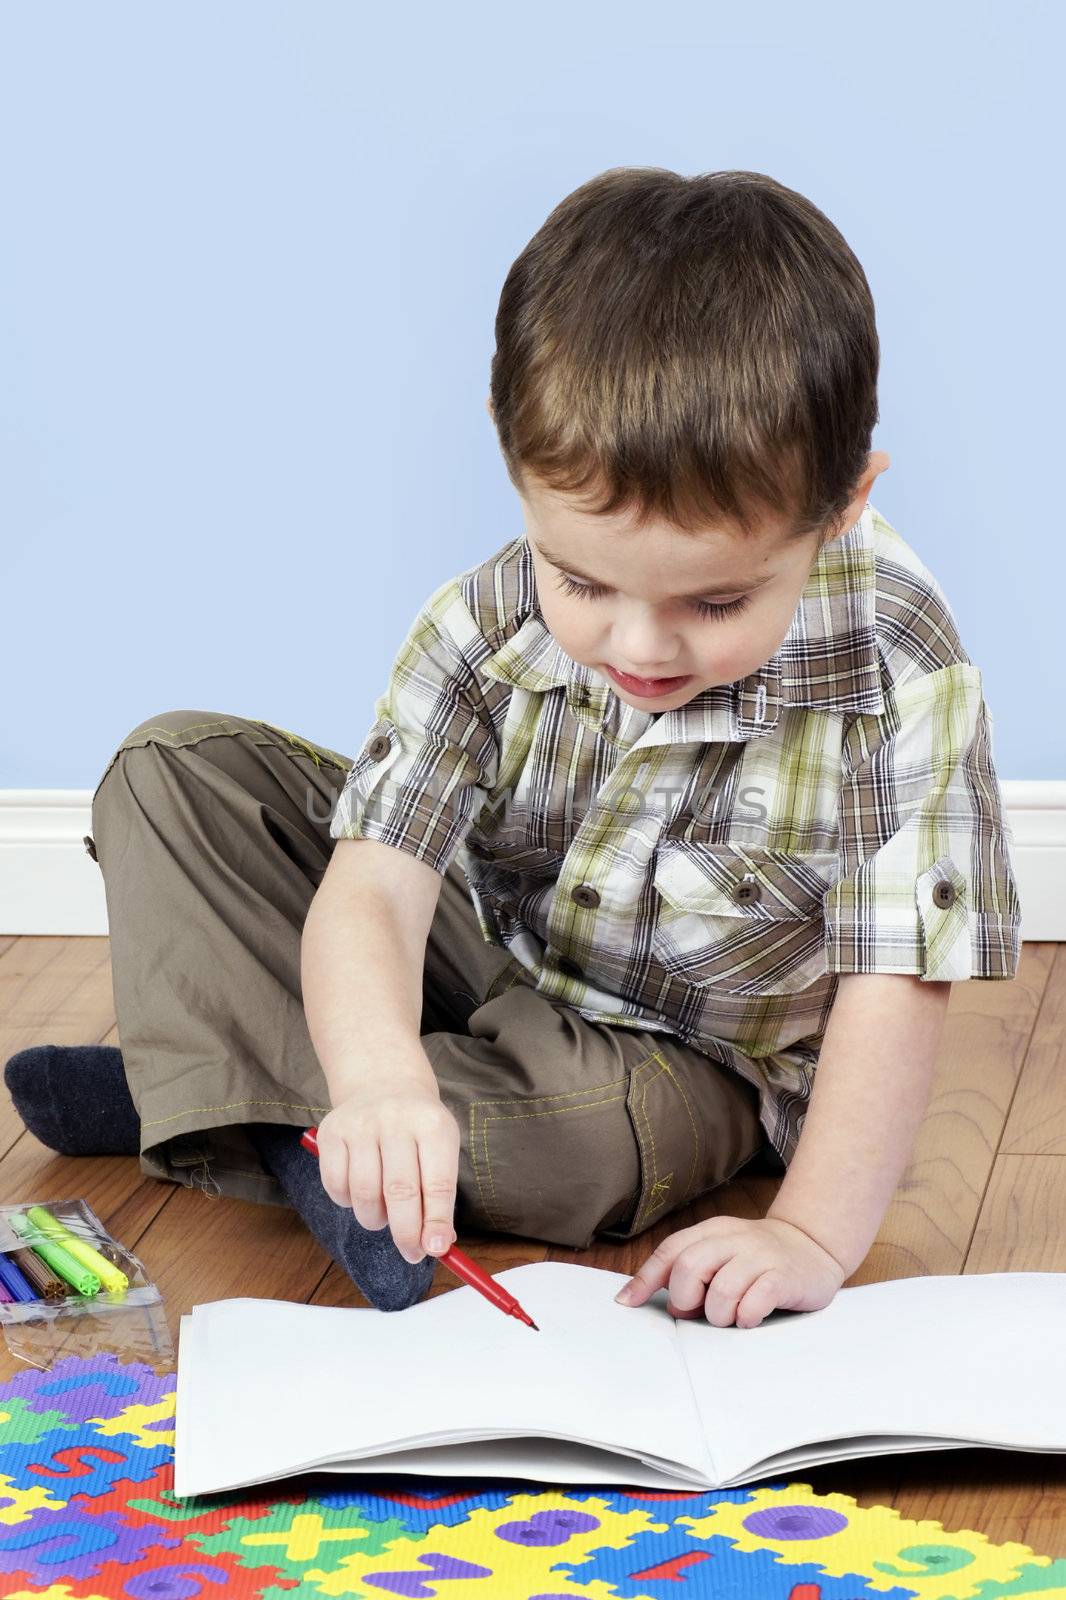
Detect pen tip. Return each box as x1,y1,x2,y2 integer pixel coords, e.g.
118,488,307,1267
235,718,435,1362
530,1320,540,1331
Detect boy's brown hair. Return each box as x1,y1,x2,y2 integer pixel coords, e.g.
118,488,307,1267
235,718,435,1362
488,167,879,542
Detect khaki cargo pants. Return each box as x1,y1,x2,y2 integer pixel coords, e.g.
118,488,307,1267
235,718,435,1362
85,710,772,1250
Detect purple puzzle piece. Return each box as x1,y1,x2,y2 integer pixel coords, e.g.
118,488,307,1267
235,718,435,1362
743,1503,850,1540
495,1509,600,1547
4,1354,173,1423
365,1552,494,1595
124,1559,233,1598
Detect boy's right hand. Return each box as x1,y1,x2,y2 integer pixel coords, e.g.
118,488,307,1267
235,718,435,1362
314,1069,461,1265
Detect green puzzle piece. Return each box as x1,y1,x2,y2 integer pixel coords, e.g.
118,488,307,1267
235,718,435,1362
126,1484,278,1523
0,1397,80,1447
188,1498,421,1585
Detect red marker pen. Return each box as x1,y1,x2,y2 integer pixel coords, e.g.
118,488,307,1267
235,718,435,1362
299,1126,538,1331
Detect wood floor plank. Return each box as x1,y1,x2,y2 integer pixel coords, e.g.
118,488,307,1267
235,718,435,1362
801,1451,1066,1554
132,1184,333,1350
0,934,117,1152
0,1132,165,1242
853,942,1055,1284
968,1153,1066,1272
999,943,1066,1155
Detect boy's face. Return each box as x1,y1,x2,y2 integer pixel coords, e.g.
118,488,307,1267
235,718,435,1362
517,457,887,711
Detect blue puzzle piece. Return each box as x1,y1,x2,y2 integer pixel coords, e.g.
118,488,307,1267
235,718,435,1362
554,1526,924,1599
0,1504,180,1583
577,1485,783,1519
0,1428,172,1498
313,1476,515,1531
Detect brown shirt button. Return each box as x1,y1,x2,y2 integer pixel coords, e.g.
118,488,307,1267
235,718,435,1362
734,877,761,905
570,883,600,909
83,834,98,861
366,734,391,761
932,879,957,909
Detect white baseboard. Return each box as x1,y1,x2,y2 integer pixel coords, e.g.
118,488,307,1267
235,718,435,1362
1,784,1064,941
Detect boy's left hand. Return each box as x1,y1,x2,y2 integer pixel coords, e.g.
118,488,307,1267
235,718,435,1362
614,1215,848,1328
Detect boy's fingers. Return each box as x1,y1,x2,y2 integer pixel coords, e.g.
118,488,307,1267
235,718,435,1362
379,1137,426,1263
417,1142,458,1256
317,1132,352,1210
667,1242,735,1317
347,1142,387,1232
614,1235,690,1306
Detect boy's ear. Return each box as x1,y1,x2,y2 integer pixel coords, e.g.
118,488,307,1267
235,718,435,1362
863,449,891,489
486,396,495,421
824,450,891,543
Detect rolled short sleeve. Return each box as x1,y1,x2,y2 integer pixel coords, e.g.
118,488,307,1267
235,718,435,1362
329,579,499,875
824,662,1022,982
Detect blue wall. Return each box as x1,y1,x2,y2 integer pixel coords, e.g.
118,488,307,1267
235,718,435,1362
2,1,1060,785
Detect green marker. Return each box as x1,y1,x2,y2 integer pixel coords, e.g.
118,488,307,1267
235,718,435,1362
24,1205,128,1292
10,1212,100,1297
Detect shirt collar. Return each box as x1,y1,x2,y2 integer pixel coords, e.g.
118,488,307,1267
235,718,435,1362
479,502,884,744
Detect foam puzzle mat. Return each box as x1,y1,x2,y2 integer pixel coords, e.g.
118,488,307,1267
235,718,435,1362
0,1353,1064,1598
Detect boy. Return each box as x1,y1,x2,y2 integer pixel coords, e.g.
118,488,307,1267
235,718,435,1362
6,167,1021,1330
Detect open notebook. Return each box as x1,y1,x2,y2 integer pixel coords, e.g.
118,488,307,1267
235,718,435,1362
174,1261,1066,1498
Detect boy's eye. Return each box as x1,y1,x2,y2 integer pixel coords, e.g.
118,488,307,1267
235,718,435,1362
553,571,751,621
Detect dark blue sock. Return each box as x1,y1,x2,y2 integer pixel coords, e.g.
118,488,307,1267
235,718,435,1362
246,1122,435,1313
3,1045,140,1156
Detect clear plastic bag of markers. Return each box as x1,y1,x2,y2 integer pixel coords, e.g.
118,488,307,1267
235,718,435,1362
0,1199,173,1372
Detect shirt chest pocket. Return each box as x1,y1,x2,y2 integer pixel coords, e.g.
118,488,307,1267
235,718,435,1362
652,840,841,996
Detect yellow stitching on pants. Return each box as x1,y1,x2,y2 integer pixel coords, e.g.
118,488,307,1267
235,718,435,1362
631,1060,667,1231
142,1098,331,1129
468,1049,666,1228
115,718,351,771
629,1051,705,1230
467,1062,641,1111
250,720,350,769
630,1056,704,1228
635,1091,673,1227
477,1095,628,1231
652,1051,703,1202
117,720,255,747
470,1079,632,1226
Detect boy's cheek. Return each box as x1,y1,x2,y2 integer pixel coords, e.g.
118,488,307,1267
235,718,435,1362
541,605,595,658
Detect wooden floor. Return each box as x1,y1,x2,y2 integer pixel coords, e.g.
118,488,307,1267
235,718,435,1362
2,932,1064,1556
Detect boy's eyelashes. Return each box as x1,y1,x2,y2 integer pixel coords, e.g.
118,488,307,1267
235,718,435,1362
552,570,751,621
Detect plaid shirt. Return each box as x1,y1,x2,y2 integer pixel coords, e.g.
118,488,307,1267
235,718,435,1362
330,502,1022,1167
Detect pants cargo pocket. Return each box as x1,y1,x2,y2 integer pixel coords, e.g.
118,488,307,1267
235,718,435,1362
460,1074,641,1250
599,1050,707,1242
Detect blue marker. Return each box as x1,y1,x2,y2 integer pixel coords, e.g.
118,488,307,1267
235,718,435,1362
0,1251,38,1303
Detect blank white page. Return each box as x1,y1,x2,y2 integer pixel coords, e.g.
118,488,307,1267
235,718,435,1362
175,1262,711,1497
678,1271,1066,1486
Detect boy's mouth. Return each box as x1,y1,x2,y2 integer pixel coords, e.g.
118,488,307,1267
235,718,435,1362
605,665,692,698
